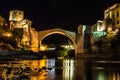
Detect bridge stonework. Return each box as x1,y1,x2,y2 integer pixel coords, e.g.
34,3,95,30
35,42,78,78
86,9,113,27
76,25,84,56
38,28,77,52
29,27,85,58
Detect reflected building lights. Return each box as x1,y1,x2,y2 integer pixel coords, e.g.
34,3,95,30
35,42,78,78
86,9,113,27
0,59,120,80
92,67,120,80
46,59,55,68
63,59,75,80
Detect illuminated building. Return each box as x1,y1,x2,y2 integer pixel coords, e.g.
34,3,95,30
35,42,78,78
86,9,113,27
91,20,106,41
78,25,91,51
104,3,120,29
21,19,32,45
9,10,32,46
8,10,40,52
9,10,24,30
91,3,120,42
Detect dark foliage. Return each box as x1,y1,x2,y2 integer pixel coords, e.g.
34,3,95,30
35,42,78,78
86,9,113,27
0,36,18,48
12,28,23,41
110,30,120,52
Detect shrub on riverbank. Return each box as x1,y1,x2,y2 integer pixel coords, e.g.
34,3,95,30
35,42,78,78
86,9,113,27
0,43,14,50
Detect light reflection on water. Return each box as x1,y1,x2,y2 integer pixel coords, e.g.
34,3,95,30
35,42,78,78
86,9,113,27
83,60,120,80
0,59,120,80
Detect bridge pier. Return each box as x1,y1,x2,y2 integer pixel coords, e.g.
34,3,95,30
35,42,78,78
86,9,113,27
75,25,85,58
75,48,84,59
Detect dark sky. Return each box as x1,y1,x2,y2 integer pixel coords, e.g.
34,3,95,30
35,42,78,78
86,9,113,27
0,0,120,31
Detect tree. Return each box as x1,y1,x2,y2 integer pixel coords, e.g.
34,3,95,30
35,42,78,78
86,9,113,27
0,36,18,48
0,15,9,33
12,28,23,43
110,30,120,53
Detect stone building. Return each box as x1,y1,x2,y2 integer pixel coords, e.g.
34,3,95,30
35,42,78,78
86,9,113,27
91,3,120,42
9,10,24,30
104,3,120,30
91,20,106,42
9,10,37,50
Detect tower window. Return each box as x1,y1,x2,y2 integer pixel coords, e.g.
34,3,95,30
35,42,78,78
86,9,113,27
19,12,21,15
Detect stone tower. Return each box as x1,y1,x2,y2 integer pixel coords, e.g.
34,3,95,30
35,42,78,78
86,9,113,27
9,10,24,21
76,25,86,54
9,10,24,30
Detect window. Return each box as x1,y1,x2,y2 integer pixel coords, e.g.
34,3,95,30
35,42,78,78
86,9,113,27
117,20,119,24
116,11,119,18
19,12,22,15
113,22,115,26
112,14,115,19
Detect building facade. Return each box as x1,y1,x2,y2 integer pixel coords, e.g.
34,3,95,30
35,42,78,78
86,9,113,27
91,20,106,41
91,3,120,42
104,3,120,30
9,10,34,49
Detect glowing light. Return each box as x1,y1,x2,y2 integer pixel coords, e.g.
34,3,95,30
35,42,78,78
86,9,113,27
40,45,47,51
61,44,75,50
6,33,11,37
2,33,12,37
108,27,112,32
114,29,119,34
47,47,56,50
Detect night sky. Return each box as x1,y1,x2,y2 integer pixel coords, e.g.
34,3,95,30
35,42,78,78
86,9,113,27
0,0,120,31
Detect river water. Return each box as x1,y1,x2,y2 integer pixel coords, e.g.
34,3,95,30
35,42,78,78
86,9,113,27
0,58,120,80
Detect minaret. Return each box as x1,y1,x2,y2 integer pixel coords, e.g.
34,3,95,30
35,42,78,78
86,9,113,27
9,10,24,30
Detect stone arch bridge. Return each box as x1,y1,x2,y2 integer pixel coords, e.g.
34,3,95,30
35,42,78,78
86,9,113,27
38,28,77,51
24,26,87,57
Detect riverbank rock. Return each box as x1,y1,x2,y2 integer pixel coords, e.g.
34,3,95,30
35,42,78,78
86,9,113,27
0,50,43,60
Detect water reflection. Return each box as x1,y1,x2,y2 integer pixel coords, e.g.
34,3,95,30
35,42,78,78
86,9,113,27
83,60,120,80
63,59,75,80
0,59,75,80
0,59,120,80
92,69,120,80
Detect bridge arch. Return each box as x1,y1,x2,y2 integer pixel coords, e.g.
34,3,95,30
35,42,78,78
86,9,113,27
38,28,77,52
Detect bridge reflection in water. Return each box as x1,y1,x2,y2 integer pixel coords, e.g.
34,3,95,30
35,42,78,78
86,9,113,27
0,59,120,80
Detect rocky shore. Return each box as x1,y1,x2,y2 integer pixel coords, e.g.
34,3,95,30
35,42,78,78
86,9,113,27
0,50,120,61
0,50,43,60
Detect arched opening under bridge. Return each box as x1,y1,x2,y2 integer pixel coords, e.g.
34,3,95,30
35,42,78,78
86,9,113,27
38,28,77,58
